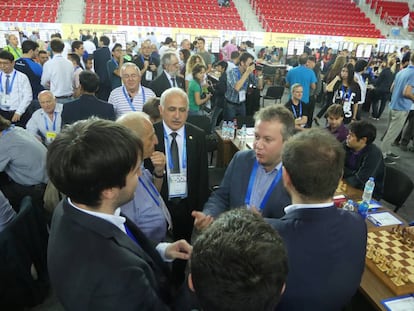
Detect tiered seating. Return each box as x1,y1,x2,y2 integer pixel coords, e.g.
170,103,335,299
369,0,409,25
252,0,383,38
0,0,60,23
84,0,245,30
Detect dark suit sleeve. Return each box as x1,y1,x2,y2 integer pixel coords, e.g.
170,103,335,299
107,104,116,121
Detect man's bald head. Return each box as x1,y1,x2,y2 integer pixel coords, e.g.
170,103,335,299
117,112,158,159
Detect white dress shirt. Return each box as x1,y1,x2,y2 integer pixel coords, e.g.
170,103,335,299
26,103,63,143
41,54,74,97
0,69,32,114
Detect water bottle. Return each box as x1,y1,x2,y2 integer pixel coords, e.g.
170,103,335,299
358,201,369,219
233,118,238,139
362,177,375,204
221,121,228,139
342,199,355,212
240,124,247,144
228,121,234,140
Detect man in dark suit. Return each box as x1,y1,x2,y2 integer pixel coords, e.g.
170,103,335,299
46,118,192,310
61,71,115,125
267,129,367,311
93,35,111,101
150,52,185,97
193,105,294,230
150,87,208,285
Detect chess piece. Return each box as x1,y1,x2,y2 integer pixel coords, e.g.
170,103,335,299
366,245,374,259
391,266,404,286
378,255,388,272
387,263,396,277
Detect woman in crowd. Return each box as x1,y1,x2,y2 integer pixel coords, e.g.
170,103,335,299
187,63,212,116
185,54,206,91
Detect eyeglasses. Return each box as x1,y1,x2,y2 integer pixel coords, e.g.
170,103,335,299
0,61,12,66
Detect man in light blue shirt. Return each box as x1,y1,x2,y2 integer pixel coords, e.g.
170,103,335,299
381,53,414,164
117,112,172,242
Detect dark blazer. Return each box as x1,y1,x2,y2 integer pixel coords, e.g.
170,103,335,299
94,47,111,100
203,150,291,218
48,199,172,310
152,122,209,212
268,207,367,311
61,94,115,125
150,72,185,97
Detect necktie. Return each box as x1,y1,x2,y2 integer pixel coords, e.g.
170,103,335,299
5,74,10,95
171,77,176,87
170,132,179,173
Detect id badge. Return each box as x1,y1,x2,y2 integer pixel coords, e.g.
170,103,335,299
45,131,57,144
168,173,187,198
239,90,246,102
145,70,153,81
0,93,10,110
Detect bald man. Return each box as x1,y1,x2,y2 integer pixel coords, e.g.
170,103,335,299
117,112,171,242
26,90,63,145
4,34,22,60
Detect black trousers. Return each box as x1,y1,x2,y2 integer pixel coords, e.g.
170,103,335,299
166,198,193,287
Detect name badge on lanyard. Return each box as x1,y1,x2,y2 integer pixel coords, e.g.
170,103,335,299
164,128,188,199
145,70,152,81
0,71,16,110
236,68,247,103
44,112,58,144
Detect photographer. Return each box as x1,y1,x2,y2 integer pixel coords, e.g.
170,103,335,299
224,52,263,120
188,63,212,116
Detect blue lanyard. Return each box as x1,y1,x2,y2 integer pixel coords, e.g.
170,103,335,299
341,85,352,102
244,160,283,210
122,86,146,112
0,71,17,94
139,176,160,207
44,112,57,132
163,127,187,170
124,223,139,245
291,101,303,118
236,67,248,89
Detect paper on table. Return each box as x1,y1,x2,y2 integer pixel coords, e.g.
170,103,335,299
382,294,414,311
367,212,403,227
246,127,255,136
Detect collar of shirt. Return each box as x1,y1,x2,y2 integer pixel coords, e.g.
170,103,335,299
284,202,334,214
1,68,16,77
259,161,282,174
68,197,127,234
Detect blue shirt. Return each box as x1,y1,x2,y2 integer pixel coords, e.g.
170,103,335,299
225,67,257,104
120,168,167,243
285,65,317,104
250,162,282,209
389,65,414,111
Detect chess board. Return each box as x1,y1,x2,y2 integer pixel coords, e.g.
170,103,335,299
366,226,414,295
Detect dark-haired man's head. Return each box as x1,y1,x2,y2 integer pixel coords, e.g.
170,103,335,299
99,35,110,47
21,40,39,58
79,70,100,94
326,104,344,130
50,38,65,53
190,208,288,311
346,120,376,151
282,129,345,201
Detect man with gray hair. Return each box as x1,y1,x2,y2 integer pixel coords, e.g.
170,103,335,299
150,87,208,285
117,111,172,243
194,105,294,230
150,52,185,97
108,62,155,117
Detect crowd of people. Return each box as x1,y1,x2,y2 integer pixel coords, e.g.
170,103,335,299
0,31,413,310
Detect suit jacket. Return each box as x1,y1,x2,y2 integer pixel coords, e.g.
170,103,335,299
61,94,115,125
93,47,111,87
150,72,185,97
268,207,367,311
151,122,209,212
48,199,171,310
203,150,291,218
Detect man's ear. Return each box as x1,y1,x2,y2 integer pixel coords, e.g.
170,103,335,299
188,273,195,292
282,166,292,191
158,105,164,117
101,187,118,201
